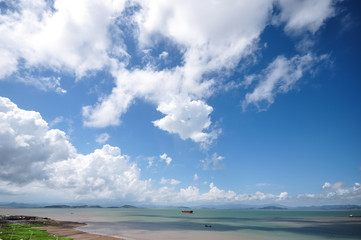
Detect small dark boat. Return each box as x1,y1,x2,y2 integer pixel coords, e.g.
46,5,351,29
182,210,193,214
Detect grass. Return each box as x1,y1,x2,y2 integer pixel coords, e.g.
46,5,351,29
0,224,72,240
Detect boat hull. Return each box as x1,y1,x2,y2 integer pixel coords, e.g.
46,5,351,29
182,210,193,214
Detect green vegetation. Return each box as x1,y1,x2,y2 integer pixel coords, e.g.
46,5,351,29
0,224,72,240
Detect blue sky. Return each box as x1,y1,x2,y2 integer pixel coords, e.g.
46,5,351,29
0,0,360,207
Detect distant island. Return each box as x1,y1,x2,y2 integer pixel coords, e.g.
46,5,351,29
1,202,360,210
119,204,138,208
44,205,102,208
296,205,361,210
259,206,287,210
43,204,138,209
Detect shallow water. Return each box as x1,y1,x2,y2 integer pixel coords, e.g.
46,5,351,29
2,208,361,240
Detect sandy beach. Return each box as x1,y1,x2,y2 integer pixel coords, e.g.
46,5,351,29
35,221,124,240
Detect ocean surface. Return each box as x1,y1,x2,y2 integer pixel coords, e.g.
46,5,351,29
2,208,361,240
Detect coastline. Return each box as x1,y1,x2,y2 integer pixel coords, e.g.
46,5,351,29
35,222,124,240
0,215,124,240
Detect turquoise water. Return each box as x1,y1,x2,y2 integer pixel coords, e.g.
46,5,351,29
2,208,361,240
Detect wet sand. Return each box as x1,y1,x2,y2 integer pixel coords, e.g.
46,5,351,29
35,222,124,240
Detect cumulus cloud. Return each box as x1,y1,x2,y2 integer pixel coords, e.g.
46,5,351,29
80,0,336,147
0,0,127,80
154,98,216,144
2,97,360,205
46,144,152,200
173,183,289,204
279,192,289,200
298,182,361,204
82,0,276,145
0,97,151,201
0,97,290,204
83,66,219,145
0,0,345,205
322,181,349,196
159,153,172,166
0,97,76,184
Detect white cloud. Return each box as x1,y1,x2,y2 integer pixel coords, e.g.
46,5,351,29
173,183,289,204
202,182,238,201
136,0,273,68
322,181,345,191
172,186,197,203
46,144,152,200
0,0,338,145
158,51,168,59
276,0,336,34
0,97,152,201
96,133,110,144
145,153,173,168
79,0,337,147
82,86,134,128
193,174,199,181
159,178,167,184
322,181,349,195
83,66,219,145
159,153,172,165
0,49,17,79
82,0,276,145
160,177,180,185
298,182,361,204
0,0,127,83
49,116,64,128
0,97,76,184
322,182,332,189
0,95,286,203
242,54,317,111
279,192,288,200
146,157,155,168
154,98,215,144
201,153,225,170
2,97,361,205
0,1,345,205
16,75,67,94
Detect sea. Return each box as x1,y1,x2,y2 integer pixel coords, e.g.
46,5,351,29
2,208,361,240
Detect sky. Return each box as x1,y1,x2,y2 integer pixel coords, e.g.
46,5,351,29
0,0,360,207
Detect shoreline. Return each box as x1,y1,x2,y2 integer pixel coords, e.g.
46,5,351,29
0,215,124,240
35,222,125,240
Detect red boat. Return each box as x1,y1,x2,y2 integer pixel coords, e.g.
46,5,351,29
182,210,193,214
